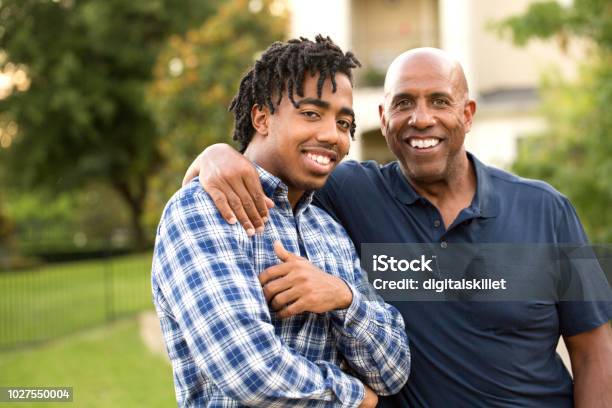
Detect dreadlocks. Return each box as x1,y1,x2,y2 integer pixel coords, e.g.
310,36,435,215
229,35,361,153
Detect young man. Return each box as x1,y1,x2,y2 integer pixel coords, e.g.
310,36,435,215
151,36,409,407
185,47,612,407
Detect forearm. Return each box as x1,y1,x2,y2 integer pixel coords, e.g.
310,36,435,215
574,360,612,407
572,347,612,406
183,307,366,406
330,288,410,395
161,277,367,406
212,348,365,407
567,323,612,408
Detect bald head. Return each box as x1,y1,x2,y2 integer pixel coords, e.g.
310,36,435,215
384,47,469,98
377,46,477,187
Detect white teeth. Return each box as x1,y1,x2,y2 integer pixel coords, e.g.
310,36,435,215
306,153,331,165
409,138,440,149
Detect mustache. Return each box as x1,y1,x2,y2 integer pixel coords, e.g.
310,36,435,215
301,143,339,153
384,119,439,139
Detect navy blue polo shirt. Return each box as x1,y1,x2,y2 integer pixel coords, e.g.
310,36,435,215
313,153,612,408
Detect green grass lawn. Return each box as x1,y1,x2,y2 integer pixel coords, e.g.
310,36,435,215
0,318,176,407
0,253,154,349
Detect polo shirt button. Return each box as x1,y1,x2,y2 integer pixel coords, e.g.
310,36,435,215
440,241,448,249
433,220,441,228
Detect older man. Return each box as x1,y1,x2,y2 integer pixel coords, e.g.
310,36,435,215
185,47,612,407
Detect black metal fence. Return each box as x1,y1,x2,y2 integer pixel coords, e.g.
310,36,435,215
0,249,153,350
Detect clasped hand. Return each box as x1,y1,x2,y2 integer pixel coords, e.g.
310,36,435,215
259,241,353,319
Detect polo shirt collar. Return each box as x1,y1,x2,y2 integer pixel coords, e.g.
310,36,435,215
391,152,500,218
390,163,420,205
470,153,500,218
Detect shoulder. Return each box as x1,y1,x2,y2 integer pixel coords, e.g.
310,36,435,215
486,165,572,208
332,159,386,179
326,159,394,192
309,204,351,233
163,178,214,215
158,178,247,242
153,179,251,282
314,160,399,221
326,160,370,186
307,204,357,250
315,160,382,211
335,159,381,172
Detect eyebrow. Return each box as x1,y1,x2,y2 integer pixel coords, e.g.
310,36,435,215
430,92,453,100
390,91,454,104
390,92,413,104
296,97,329,109
296,97,355,119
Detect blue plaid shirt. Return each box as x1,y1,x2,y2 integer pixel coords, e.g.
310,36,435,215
152,166,410,407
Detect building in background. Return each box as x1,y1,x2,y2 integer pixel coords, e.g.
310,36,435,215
288,0,581,168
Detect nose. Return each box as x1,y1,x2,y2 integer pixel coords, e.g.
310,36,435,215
316,117,340,145
408,102,435,129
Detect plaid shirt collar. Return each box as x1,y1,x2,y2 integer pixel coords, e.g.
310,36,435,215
255,163,315,217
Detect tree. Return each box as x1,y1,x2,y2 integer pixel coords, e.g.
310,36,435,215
148,0,287,204
498,0,612,242
0,208,12,246
0,0,221,248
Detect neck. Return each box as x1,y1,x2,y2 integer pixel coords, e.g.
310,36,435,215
401,152,476,227
244,144,304,210
286,190,304,209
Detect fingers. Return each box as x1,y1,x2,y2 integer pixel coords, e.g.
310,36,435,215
188,143,274,236
227,176,264,234
261,269,293,300
273,240,298,263
269,288,300,311
225,189,254,234
276,299,305,319
243,173,274,226
259,263,291,286
207,179,271,236
224,161,270,235
208,187,237,225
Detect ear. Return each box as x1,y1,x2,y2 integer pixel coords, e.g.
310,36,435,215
251,104,270,136
378,103,387,137
463,99,477,133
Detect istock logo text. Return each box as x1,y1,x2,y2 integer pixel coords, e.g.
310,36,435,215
372,255,434,272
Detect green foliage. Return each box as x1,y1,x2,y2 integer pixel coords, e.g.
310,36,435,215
4,185,135,255
359,66,386,87
500,1,567,46
0,0,222,247
499,0,612,50
149,0,287,202
0,208,12,245
498,0,612,242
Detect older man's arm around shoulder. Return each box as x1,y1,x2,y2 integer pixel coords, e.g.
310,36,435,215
565,322,612,408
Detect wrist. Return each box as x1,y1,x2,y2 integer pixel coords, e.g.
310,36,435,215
204,142,232,155
336,279,354,310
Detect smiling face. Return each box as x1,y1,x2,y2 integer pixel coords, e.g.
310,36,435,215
249,73,354,205
380,49,476,185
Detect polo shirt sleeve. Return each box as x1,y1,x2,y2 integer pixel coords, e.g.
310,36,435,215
152,189,366,407
555,196,612,337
